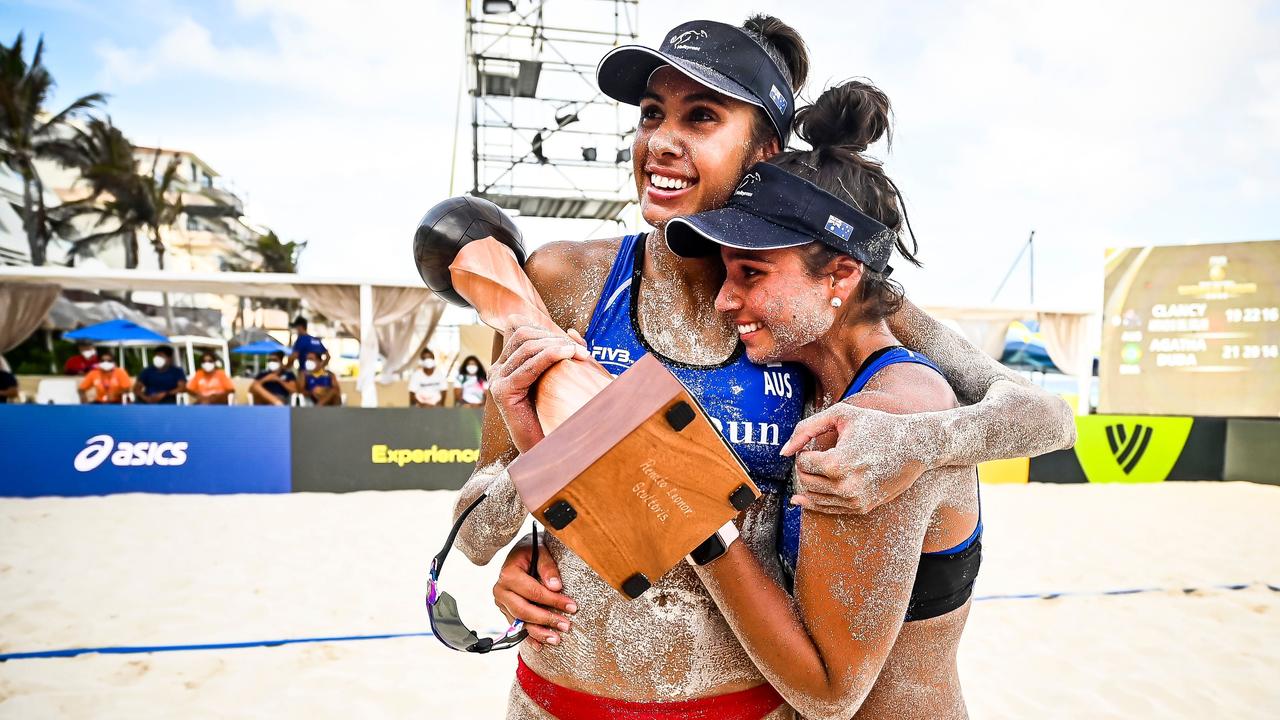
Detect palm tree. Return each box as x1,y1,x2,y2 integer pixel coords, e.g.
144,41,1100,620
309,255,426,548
47,116,146,268
137,149,184,331
0,32,105,265
138,149,184,270
254,231,307,274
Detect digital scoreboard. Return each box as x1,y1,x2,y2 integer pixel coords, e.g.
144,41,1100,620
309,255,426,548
1100,239,1279,417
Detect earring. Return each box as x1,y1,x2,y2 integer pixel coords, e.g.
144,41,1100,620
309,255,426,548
831,297,842,308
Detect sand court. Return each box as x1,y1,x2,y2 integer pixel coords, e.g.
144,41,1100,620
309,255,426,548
2,482,1278,718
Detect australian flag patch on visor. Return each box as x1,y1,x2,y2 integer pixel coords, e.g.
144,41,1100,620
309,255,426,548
824,215,854,241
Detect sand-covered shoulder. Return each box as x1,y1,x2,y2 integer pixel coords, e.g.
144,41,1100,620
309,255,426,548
2,482,1277,718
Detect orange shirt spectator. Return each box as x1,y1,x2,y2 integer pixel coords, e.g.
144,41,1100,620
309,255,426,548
78,354,131,404
188,356,235,405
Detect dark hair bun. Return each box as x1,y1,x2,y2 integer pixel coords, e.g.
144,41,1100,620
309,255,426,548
795,80,891,152
741,14,809,92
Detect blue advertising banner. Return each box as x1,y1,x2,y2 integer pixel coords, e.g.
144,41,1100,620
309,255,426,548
0,406,291,497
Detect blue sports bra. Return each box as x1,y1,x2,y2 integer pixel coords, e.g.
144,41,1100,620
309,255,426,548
583,233,806,496
779,345,982,621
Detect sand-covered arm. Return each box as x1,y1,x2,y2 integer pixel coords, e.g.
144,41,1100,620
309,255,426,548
694,374,950,720
451,240,614,564
784,300,1076,514
889,298,1076,459
452,387,526,564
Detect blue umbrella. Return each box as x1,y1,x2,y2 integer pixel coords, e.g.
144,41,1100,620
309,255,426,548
64,318,169,344
1000,319,1060,372
232,339,291,355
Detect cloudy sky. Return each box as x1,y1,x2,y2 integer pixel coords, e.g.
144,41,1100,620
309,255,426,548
5,0,1278,308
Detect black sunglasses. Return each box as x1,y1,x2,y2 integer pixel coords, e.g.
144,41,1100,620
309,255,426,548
426,493,540,653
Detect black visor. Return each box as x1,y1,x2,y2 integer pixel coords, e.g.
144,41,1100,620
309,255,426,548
596,20,794,145
666,162,897,274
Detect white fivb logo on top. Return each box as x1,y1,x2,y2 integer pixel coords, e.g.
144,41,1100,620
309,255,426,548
73,434,190,472
669,29,708,50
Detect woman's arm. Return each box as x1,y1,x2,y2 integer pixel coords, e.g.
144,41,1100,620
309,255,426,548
450,240,614,564
783,300,1076,514
694,369,953,719
888,299,1076,451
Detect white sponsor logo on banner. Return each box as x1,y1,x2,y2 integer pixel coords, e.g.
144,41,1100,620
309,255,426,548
73,434,190,472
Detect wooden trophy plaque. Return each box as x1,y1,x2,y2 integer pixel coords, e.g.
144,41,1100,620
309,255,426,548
448,235,759,599
507,353,759,599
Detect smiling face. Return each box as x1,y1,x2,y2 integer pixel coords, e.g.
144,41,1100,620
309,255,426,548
633,67,777,228
715,245,861,363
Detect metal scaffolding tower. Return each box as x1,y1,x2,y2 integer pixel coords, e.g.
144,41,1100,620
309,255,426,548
466,0,640,221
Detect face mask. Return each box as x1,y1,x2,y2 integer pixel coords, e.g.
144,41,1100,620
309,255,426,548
99,361,115,371
305,360,318,372
421,359,436,369
202,362,216,373
267,361,281,372
82,349,96,359
153,356,168,368
465,364,478,375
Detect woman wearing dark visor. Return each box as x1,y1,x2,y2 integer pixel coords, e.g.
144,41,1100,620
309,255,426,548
449,16,1073,720
662,81,980,719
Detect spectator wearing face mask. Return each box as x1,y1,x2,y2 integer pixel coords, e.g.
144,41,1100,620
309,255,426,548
187,352,235,405
408,348,447,407
133,346,187,404
78,350,131,404
288,316,329,370
63,341,99,376
452,355,488,408
301,351,341,406
250,351,298,406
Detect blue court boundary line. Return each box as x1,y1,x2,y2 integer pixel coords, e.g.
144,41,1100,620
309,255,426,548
975,581,1280,602
2,583,1277,662
0,631,435,661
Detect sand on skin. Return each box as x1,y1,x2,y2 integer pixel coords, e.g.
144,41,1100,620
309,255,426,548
1,482,1278,718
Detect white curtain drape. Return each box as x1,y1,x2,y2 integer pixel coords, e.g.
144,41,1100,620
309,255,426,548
1038,311,1100,415
921,306,1028,360
0,283,60,367
377,301,446,379
950,316,1023,359
294,285,432,329
1037,312,1093,378
293,284,446,382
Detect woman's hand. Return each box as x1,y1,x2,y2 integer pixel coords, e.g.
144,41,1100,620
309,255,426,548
493,537,577,650
781,402,935,515
489,321,590,452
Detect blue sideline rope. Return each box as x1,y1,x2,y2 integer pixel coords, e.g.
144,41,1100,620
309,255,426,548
2,583,1277,662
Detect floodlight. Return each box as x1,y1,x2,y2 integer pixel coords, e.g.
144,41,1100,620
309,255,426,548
483,0,516,14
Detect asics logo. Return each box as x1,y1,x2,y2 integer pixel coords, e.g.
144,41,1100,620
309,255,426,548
73,434,190,472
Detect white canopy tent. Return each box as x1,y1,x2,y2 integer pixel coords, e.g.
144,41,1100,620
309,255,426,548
0,267,446,407
170,335,231,373
921,304,1099,414
1,267,1097,413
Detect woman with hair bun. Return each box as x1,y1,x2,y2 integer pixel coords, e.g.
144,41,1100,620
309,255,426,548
662,79,982,719
463,15,1072,718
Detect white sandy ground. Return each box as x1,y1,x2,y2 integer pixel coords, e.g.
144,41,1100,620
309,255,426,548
0,482,1277,719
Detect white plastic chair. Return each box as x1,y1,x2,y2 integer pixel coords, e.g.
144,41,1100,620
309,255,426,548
36,378,81,405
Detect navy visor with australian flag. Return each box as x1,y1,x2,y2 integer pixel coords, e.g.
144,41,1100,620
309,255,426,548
666,162,896,274
596,20,795,145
